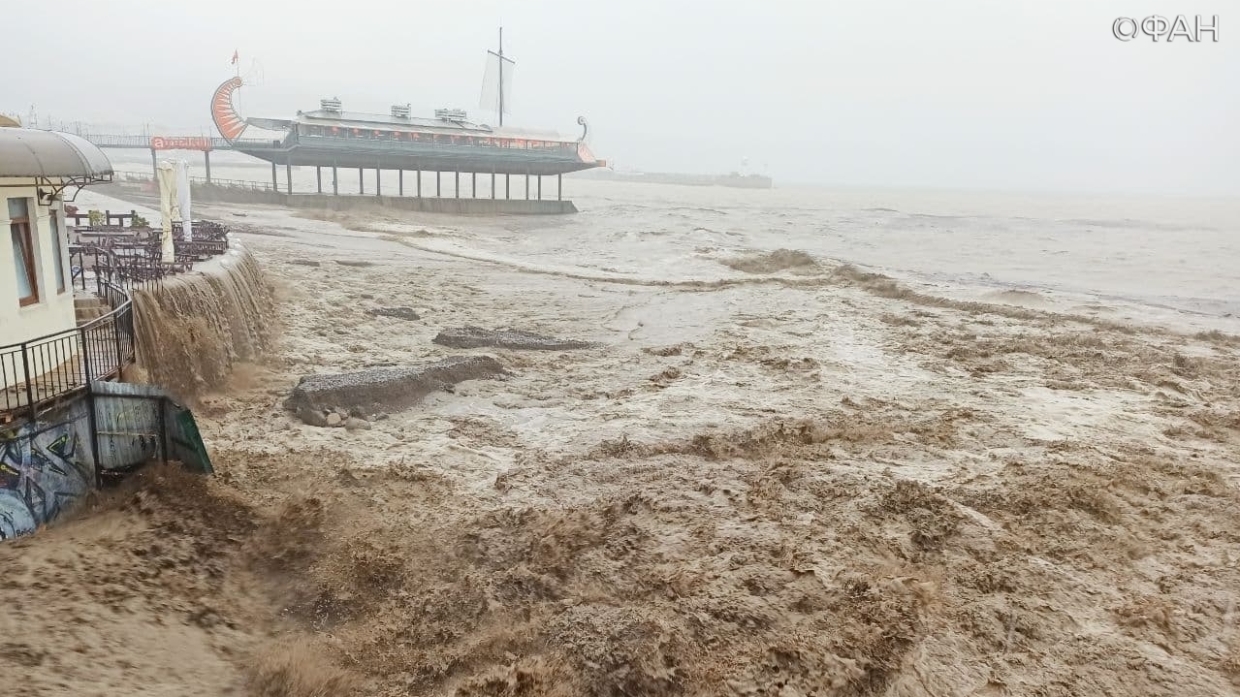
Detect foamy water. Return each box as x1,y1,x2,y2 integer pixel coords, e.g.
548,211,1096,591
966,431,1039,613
102,148,1240,334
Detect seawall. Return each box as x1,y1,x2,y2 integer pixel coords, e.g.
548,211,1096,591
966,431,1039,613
131,248,276,401
191,185,579,215
0,400,94,539
0,247,269,538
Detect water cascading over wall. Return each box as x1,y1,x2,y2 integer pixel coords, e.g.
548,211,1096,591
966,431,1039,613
131,250,277,400
0,250,268,539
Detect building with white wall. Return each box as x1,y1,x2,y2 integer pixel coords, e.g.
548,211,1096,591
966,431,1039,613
0,129,113,388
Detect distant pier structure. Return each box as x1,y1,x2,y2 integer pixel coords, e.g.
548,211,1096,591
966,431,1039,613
210,80,601,208
81,31,605,214
213,30,602,213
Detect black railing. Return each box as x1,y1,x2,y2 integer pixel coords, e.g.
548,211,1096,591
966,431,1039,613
69,225,229,287
2,218,231,423
188,175,277,191
69,244,168,294
0,277,135,423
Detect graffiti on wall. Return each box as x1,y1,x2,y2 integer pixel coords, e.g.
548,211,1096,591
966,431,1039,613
0,414,94,540
0,385,210,542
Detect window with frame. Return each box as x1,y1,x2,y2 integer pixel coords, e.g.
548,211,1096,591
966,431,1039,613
8,198,39,306
50,209,66,294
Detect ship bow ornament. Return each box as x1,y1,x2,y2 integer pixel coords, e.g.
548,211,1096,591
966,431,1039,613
210,76,247,142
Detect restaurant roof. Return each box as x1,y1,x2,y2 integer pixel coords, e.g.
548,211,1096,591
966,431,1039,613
0,129,114,180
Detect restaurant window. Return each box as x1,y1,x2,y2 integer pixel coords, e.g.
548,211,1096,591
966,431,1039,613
8,198,39,306
50,209,66,294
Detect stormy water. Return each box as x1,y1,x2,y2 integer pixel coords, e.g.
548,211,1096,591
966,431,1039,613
99,148,1240,335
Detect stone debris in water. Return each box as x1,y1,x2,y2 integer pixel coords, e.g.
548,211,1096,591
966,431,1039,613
433,325,597,351
722,248,820,274
367,307,420,321
284,355,506,424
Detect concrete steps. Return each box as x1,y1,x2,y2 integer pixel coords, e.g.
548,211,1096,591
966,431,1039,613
75,296,110,324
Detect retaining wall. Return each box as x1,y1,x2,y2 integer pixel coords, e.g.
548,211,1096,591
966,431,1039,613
0,246,271,538
0,400,93,539
0,383,208,539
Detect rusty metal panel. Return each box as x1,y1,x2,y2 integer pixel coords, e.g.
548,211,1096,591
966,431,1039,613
89,381,211,474
90,382,161,470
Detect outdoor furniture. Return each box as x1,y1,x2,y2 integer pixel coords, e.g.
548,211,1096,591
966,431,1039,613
65,218,231,288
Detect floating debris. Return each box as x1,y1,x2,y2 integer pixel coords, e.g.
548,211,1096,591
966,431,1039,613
433,325,596,351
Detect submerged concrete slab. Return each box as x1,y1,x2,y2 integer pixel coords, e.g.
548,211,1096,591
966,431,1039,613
285,355,506,423
367,307,420,321
192,185,579,215
432,326,598,351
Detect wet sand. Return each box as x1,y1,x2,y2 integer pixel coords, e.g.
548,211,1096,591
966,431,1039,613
6,196,1240,695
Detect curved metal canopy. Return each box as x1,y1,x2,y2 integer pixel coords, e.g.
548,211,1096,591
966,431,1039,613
0,129,113,180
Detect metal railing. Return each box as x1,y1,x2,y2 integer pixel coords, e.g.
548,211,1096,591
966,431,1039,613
0,274,134,423
115,171,277,191
68,216,231,279
77,133,277,150
286,133,586,163
191,176,277,191
70,244,178,292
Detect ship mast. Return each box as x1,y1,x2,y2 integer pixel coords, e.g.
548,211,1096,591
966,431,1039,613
487,27,515,127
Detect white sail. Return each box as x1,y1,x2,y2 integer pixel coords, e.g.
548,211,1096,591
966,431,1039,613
479,50,514,117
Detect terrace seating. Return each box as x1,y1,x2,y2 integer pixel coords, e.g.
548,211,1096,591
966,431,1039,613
67,216,229,286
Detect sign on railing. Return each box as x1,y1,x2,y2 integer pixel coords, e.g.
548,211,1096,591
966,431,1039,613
150,136,213,152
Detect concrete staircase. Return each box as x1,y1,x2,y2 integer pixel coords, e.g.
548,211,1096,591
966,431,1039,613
74,296,110,325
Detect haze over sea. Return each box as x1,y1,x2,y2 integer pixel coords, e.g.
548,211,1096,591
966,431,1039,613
101,149,1240,336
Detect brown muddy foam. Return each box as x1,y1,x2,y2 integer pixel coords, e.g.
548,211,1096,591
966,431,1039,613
0,463,361,696
433,326,598,351
222,234,1240,695
15,205,1240,696
721,248,821,274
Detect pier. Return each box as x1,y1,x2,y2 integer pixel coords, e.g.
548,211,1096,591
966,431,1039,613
79,132,583,214
72,133,276,187
66,33,601,216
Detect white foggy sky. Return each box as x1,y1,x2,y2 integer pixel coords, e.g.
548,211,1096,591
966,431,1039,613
4,1,1235,195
